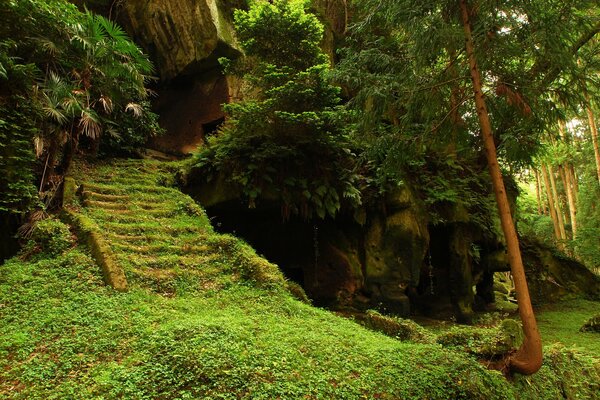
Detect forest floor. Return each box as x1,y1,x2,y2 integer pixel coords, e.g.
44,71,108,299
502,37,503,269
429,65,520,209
0,158,598,399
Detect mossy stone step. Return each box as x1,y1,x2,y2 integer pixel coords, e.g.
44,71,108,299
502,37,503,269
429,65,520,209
111,242,210,256
82,191,131,202
108,232,204,245
91,176,162,186
100,222,207,236
119,253,220,269
83,200,130,210
83,183,177,195
86,208,180,220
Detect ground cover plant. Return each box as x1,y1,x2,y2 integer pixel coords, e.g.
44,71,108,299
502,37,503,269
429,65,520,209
1,158,599,399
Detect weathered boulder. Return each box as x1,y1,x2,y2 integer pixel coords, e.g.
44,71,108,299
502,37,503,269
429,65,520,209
521,239,600,304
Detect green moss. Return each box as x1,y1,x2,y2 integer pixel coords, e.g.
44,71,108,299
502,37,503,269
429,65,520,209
436,320,523,358
536,298,600,355
2,158,597,399
360,310,435,343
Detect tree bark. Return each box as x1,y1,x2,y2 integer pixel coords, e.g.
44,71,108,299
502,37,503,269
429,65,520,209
460,0,542,375
569,164,579,197
558,121,577,237
584,94,600,185
541,164,563,247
533,169,544,215
559,164,576,237
547,164,567,241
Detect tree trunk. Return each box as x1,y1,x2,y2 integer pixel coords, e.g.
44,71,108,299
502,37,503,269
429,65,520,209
585,93,600,184
559,164,577,237
460,0,542,376
547,165,567,241
534,169,544,215
558,121,577,236
541,164,563,247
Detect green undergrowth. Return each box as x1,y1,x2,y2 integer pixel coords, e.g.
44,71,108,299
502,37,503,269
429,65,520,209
0,158,598,399
536,298,600,355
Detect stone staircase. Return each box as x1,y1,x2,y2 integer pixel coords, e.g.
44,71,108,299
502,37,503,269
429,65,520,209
65,158,285,295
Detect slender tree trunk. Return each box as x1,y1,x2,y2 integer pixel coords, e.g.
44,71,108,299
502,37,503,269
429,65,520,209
460,0,542,375
559,164,577,237
541,164,563,248
548,165,567,241
585,93,600,184
534,169,543,215
569,164,579,197
558,121,577,236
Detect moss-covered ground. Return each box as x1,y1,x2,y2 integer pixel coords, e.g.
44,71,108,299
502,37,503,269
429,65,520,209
0,158,598,399
536,298,600,355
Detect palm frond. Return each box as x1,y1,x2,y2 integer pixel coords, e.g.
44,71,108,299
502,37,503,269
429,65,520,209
33,135,45,158
98,94,113,113
125,102,143,117
79,108,102,139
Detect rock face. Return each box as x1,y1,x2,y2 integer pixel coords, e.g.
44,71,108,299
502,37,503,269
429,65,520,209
363,187,429,315
120,0,241,81
149,72,230,154
521,239,600,304
110,0,244,154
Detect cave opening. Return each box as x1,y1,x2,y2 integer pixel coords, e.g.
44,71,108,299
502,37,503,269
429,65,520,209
206,201,315,289
202,117,225,142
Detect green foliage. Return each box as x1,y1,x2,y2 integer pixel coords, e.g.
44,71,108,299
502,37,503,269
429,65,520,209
193,0,361,219
1,158,599,399
335,0,600,237
26,218,74,257
436,320,523,358
574,159,600,270
0,0,161,214
512,344,600,400
516,186,555,247
0,101,39,214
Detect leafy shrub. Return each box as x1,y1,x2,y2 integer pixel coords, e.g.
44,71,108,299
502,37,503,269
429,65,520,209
0,0,160,214
192,0,362,219
436,319,523,357
27,218,74,256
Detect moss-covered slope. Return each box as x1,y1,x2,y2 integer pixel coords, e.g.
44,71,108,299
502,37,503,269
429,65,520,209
0,159,598,399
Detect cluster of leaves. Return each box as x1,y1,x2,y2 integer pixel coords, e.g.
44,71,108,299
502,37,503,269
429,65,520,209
0,0,161,215
193,0,362,219
0,100,39,214
572,155,600,269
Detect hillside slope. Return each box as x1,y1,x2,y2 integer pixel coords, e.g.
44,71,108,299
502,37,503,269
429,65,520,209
0,158,598,399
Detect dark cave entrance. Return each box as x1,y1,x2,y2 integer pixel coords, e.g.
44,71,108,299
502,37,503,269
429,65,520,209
206,201,316,289
201,117,225,142
418,224,476,323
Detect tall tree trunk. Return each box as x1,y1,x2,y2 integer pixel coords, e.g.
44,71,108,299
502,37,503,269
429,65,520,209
558,121,577,237
585,93,600,184
569,164,579,197
548,165,567,241
541,164,563,246
534,169,544,215
460,0,542,375
559,165,577,237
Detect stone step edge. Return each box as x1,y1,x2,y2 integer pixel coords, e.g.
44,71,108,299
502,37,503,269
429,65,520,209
61,177,128,292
